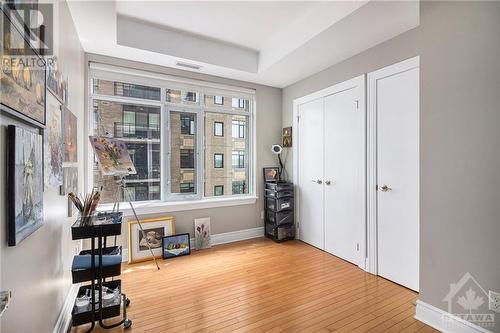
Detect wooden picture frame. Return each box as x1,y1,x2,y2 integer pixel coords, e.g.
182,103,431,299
128,216,175,264
162,233,191,259
263,167,279,183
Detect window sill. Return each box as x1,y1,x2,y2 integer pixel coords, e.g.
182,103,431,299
97,195,258,217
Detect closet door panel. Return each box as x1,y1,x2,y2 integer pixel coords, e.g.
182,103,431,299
324,81,365,267
297,98,325,249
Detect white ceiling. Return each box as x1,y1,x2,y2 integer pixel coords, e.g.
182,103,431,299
67,1,419,88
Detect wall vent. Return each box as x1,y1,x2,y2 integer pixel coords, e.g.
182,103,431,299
176,61,202,70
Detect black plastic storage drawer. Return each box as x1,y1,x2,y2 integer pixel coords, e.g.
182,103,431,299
265,223,295,242
267,210,294,226
265,188,294,199
266,196,294,212
265,182,293,192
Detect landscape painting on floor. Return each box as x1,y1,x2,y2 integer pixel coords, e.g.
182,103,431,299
194,217,211,250
63,107,78,163
162,234,191,259
7,125,44,246
44,93,63,190
0,9,46,126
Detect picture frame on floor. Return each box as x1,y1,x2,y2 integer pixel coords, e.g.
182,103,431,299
128,216,175,263
162,233,191,259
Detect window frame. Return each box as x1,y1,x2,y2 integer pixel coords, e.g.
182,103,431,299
88,64,256,207
214,121,224,137
214,185,224,196
214,153,224,169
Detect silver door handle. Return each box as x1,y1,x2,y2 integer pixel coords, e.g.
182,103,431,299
312,179,322,184
377,185,392,192
325,180,332,186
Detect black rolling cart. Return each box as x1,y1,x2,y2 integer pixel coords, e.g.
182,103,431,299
70,212,132,332
264,182,295,242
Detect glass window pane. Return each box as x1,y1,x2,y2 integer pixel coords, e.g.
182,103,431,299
170,110,197,195
205,113,249,197
93,79,161,101
205,94,250,111
214,122,224,137
166,88,199,105
214,185,224,196
92,99,161,203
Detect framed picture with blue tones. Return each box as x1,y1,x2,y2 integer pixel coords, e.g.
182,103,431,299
7,125,44,246
162,234,191,259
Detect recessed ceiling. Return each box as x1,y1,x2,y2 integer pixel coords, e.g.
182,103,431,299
67,0,419,88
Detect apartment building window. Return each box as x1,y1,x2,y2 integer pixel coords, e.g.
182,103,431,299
214,154,224,168
232,151,245,168
90,67,254,204
232,120,246,138
214,95,224,105
214,185,224,196
214,121,224,137
232,181,246,195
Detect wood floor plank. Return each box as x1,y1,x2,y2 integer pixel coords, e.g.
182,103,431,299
72,238,434,333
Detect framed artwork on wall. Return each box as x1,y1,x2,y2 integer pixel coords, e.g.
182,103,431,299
7,125,44,246
63,107,78,163
128,216,175,263
162,234,191,259
0,8,46,127
60,167,78,216
282,127,292,147
44,93,63,190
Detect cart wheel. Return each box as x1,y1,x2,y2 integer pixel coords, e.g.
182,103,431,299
126,298,130,307
124,319,132,329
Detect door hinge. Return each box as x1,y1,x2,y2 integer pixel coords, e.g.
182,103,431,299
355,100,359,109
296,115,300,122
356,243,360,251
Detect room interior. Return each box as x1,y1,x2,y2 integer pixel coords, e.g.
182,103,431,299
0,1,499,333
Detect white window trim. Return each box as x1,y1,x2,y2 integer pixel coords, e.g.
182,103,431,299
87,63,256,211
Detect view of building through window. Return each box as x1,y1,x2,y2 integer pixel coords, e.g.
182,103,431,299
91,77,251,203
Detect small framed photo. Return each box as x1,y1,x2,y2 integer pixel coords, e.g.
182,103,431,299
128,216,175,264
162,233,191,259
263,167,279,183
282,127,292,147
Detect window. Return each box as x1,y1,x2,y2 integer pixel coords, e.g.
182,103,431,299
232,151,245,168
214,154,224,168
180,114,195,135
180,149,195,169
232,119,246,138
232,181,246,195
90,71,254,204
214,121,224,137
180,183,195,193
214,95,224,105
214,185,224,196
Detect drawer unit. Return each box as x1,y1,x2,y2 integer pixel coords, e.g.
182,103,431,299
265,182,293,192
267,210,294,226
265,188,294,199
265,223,295,242
266,196,294,212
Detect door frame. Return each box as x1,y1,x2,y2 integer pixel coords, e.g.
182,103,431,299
292,75,366,269
366,56,420,275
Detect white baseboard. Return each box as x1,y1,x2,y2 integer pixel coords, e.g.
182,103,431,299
121,226,265,263
53,283,80,333
415,300,494,333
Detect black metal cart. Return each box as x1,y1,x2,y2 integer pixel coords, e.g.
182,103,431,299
70,212,132,332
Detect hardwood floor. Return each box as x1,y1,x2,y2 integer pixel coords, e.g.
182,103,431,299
73,238,437,333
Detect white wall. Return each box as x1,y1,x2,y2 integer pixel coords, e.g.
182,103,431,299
0,2,85,332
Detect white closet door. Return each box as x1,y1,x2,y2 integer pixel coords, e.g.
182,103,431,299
324,77,365,267
371,58,419,291
297,98,324,249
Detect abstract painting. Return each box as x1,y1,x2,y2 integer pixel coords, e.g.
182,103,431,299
0,9,46,126
7,125,44,246
44,93,63,190
61,167,78,216
128,216,175,263
90,136,136,176
162,234,191,259
63,107,77,163
194,217,211,250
